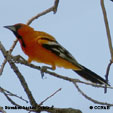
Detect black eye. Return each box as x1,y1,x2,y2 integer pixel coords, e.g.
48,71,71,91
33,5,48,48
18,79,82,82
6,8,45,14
14,24,22,31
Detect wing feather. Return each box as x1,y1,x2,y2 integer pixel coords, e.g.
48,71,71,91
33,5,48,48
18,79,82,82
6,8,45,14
39,37,81,68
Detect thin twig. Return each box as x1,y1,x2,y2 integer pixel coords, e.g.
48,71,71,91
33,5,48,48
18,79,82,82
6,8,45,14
27,0,59,25
0,39,18,75
74,82,113,106
0,86,28,103
104,60,112,93
100,0,113,93
0,106,6,113
3,92,21,106
101,0,113,60
53,0,59,13
3,92,34,113
39,88,62,106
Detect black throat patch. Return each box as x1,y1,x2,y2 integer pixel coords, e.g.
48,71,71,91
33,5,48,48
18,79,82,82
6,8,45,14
13,32,26,48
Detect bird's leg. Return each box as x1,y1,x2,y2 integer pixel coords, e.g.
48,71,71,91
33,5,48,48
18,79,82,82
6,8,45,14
40,65,55,79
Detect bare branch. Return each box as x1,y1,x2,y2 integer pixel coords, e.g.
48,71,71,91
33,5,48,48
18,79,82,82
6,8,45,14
100,0,113,93
101,0,113,60
1,86,82,113
27,0,59,25
39,88,62,106
0,106,6,113
3,92,21,107
104,60,112,93
53,0,59,13
0,39,18,75
74,82,113,106
42,107,82,113
0,86,28,103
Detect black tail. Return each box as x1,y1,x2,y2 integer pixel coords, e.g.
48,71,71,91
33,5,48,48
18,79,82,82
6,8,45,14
73,65,109,86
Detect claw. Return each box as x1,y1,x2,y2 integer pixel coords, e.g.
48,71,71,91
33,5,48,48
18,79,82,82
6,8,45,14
40,66,53,79
12,55,26,63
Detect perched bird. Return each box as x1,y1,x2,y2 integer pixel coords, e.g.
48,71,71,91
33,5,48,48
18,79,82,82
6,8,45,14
4,23,109,85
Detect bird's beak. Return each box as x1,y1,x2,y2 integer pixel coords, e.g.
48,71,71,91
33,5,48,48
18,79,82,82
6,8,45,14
4,25,16,32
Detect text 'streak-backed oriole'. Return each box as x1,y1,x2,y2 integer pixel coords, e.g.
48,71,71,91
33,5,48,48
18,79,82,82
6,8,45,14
4,23,109,85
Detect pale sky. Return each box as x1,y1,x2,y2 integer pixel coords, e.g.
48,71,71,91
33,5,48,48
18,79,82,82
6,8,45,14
0,0,113,113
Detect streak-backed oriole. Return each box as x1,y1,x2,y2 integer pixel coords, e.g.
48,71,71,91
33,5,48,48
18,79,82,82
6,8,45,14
4,23,109,85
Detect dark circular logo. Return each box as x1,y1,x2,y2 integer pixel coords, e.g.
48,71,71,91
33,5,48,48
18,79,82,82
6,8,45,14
89,106,93,109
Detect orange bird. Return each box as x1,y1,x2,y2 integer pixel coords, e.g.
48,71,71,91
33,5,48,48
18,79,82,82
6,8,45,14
4,23,109,85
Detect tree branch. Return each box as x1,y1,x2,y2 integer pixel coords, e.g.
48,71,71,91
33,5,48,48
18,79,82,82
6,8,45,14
100,0,113,93
73,82,113,106
3,92,21,107
0,39,18,75
0,106,6,113
101,0,113,60
30,106,82,113
0,86,28,103
39,88,62,106
104,60,112,93
27,0,59,25
41,107,82,113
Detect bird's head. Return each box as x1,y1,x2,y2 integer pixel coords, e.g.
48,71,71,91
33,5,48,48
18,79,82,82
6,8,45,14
4,23,34,48
4,23,34,38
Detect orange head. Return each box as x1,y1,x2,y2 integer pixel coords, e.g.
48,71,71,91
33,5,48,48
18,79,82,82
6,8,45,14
4,23,34,48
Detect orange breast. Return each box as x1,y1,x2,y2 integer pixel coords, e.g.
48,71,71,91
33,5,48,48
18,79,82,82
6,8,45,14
21,40,80,70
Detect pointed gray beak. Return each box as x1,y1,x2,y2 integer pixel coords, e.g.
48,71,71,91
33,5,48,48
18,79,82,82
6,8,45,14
4,25,16,32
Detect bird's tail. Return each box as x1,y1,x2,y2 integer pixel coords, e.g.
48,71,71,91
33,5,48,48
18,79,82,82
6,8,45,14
73,65,109,86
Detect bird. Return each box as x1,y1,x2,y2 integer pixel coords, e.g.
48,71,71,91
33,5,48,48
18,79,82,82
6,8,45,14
4,23,109,85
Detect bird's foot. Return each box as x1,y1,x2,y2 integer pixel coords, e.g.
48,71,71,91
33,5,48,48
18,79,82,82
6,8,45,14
40,66,53,79
12,55,26,63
